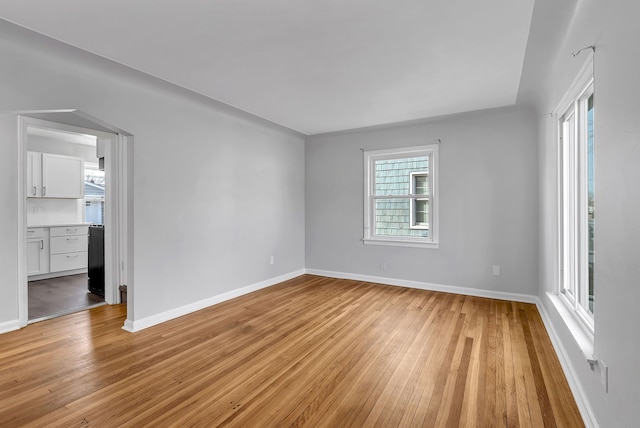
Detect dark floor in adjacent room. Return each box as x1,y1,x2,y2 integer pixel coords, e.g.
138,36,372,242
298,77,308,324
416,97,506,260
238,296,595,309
28,274,104,321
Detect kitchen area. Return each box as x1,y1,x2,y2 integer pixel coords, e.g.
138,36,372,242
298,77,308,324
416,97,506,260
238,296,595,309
26,125,106,322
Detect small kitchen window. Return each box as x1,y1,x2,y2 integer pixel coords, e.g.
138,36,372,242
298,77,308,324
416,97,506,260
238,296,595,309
84,163,105,225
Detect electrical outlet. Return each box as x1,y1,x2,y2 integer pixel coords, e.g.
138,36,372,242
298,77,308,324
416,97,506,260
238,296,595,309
269,255,275,265
600,361,608,392
380,261,387,271
492,265,501,276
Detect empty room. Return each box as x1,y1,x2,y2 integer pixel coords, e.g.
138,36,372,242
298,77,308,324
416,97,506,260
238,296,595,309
0,0,638,427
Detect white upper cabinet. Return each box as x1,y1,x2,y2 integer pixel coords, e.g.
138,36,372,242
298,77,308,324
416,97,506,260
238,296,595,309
42,153,84,198
27,152,84,199
26,151,43,197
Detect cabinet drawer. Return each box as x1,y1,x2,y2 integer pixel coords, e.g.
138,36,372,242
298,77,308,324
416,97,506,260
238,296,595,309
50,225,89,237
50,251,88,272
27,228,48,239
50,235,88,255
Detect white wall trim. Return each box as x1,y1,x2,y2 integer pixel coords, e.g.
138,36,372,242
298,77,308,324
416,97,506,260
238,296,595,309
28,268,87,282
0,319,21,335
535,296,600,428
122,269,306,333
17,117,28,328
305,268,539,303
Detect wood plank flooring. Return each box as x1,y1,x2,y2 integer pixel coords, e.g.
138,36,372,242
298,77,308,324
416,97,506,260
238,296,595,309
0,275,584,427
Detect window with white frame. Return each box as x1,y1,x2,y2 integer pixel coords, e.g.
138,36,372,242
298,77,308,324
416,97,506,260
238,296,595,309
363,144,439,248
557,65,595,332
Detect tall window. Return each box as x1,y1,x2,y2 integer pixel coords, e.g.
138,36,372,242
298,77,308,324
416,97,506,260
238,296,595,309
558,72,595,331
363,144,439,248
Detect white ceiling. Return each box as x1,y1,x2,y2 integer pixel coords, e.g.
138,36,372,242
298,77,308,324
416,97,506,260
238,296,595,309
0,0,535,135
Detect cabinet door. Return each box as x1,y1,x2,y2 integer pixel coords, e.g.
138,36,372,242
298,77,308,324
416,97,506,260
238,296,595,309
27,238,49,276
26,151,42,198
42,153,84,198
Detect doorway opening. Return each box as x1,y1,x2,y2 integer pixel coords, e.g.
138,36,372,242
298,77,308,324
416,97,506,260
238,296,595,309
17,112,133,328
25,124,106,321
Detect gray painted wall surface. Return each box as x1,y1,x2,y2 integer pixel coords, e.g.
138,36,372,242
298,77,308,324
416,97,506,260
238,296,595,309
0,21,305,325
306,106,539,296
536,1,640,426
27,136,98,163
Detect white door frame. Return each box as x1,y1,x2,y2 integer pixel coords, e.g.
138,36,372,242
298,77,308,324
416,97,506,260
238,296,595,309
17,115,129,326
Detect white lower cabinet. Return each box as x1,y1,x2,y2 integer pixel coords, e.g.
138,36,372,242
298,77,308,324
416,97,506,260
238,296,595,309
28,225,88,277
26,228,49,276
49,226,88,273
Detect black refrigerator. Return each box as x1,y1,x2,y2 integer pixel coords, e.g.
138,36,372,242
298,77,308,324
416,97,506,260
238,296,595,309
88,225,105,296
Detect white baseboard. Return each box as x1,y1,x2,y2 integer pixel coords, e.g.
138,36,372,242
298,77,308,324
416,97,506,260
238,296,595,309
28,268,87,281
0,319,21,335
121,269,306,333
122,319,135,333
535,297,599,428
305,268,538,304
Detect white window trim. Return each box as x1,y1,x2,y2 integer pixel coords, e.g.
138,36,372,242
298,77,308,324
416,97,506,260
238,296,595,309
363,144,439,249
555,53,595,336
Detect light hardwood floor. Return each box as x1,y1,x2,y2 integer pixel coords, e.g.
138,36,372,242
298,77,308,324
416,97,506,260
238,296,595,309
0,275,584,427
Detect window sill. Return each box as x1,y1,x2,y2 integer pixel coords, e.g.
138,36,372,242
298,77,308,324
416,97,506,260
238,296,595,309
362,238,439,249
546,292,594,360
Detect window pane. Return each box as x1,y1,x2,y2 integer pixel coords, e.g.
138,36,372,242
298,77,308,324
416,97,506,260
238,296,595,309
374,198,428,237
374,156,428,196
85,200,104,225
414,199,428,225
85,168,105,225
587,94,595,313
413,174,428,195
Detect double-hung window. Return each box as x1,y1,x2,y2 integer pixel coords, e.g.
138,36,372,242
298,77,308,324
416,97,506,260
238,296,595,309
363,144,439,248
557,63,595,332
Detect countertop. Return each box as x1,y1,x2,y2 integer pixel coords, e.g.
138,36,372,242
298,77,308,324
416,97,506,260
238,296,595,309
27,222,94,228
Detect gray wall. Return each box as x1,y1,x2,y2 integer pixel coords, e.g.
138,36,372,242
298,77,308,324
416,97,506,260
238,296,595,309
27,135,98,163
306,106,539,296
0,20,305,326
536,0,640,426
